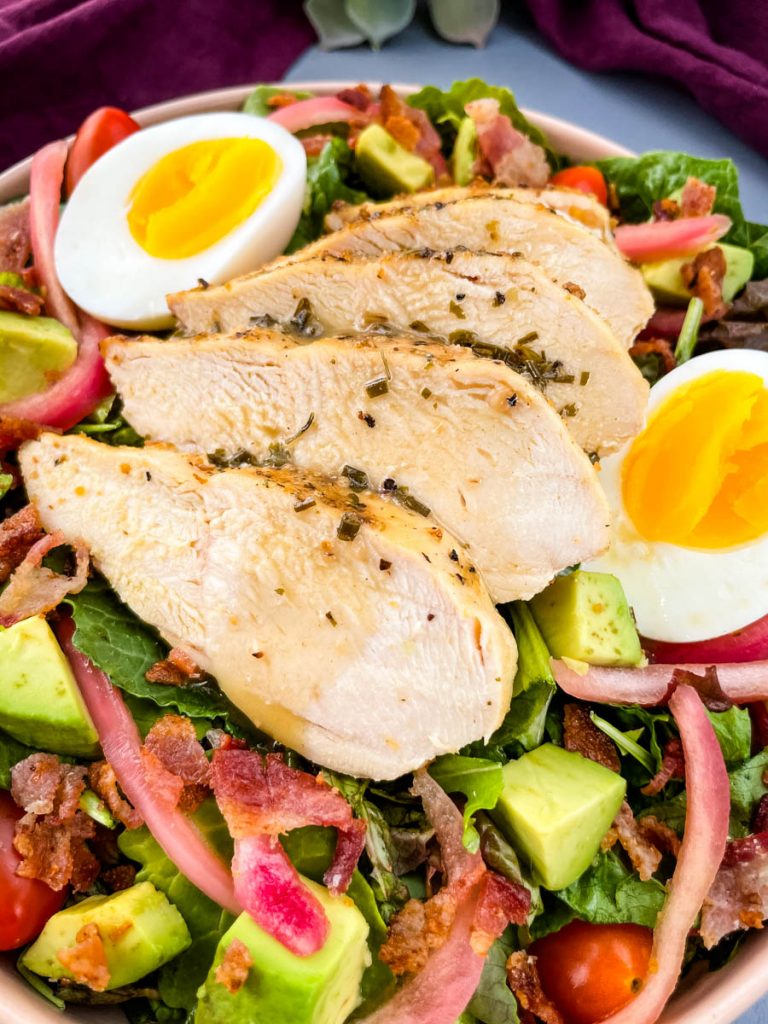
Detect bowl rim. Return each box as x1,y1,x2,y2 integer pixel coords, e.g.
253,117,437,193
0,79,765,1024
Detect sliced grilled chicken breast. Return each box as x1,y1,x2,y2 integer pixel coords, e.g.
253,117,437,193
324,185,614,243
272,195,651,346
168,248,647,454
21,433,517,780
105,330,611,602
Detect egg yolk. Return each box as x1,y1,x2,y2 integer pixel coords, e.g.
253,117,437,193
622,370,768,549
127,138,281,259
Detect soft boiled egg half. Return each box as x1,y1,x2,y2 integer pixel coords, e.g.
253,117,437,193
55,113,306,329
586,348,768,643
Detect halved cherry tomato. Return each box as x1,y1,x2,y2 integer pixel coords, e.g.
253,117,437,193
530,920,653,1024
550,165,608,206
65,106,140,197
643,611,768,665
0,790,67,949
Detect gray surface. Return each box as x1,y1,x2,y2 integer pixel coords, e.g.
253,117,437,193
286,11,768,1024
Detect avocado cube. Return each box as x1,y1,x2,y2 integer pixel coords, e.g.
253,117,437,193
23,882,191,989
0,311,77,404
641,242,754,306
491,744,626,890
451,116,478,187
195,878,370,1024
0,616,100,757
354,124,434,197
529,570,643,666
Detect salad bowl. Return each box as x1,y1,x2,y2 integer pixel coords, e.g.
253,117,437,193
0,81,765,1024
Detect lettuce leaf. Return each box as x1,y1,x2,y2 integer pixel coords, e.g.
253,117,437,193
407,78,558,167
429,754,503,853
0,729,39,788
287,137,370,252
466,931,519,1024
595,151,768,277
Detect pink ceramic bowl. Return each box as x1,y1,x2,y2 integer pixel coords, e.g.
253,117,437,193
0,81,765,1024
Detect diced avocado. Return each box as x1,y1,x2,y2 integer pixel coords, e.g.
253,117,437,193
451,116,478,187
22,881,191,990
0,616,100,757
490,744,626,890
641,243,754,305
529,570,643,667
195,878,370,1024
354,124,434,197
0,311,77,403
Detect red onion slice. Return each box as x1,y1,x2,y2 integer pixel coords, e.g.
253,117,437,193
615,214,731,262
595,684,730,1024
267,96,365,133
58,619,240,914
552,658,768,706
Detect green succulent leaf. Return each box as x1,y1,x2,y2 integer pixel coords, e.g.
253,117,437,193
304,0,366,49
427,0,500,47
343,0,416,49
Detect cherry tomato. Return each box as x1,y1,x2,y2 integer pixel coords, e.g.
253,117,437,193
530,921,653,1024
65,106,140,196
0,790,67,949
643,611,768,665
550,165,608,206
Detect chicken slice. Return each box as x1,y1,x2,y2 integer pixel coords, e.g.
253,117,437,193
324,184,615,243
268,195,651,346
21,433,517,780
168,248,647,455
105,331,611,603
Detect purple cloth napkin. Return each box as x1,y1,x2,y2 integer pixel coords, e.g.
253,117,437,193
525,0,768,159
0,0,313,172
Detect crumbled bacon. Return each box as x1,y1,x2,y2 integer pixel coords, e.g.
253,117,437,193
266,92,303,110
0,532,89,627
146,647,204,685
674,666,732,712
641,737,686,796
379,85,447,179
629,337,677,375
681,246,729,320
88,761,143,829
0,284,44,315
465,98,549,188
471,871,531,955
301,134,335,157
11,753,87,819
0,198,32,274
215,937,253,994
639,815,682,858
57,923,110,992
337,84,373,111
700,830,768,948
144,715,211,787
507,951,565,1024
100,864,137,892
0,504,43,583
212,749,366,894
652,197,681,222
680,177,717,218
563,703,621,772
380,888,457,975
610,802,662,881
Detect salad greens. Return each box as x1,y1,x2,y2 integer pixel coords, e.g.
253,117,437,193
429,755,504,852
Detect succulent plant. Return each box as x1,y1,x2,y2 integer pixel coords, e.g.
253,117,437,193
303,0,500,50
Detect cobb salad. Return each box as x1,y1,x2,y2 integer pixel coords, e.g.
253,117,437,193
0,78,767,1024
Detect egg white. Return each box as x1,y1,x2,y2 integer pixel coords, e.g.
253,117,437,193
54,113,307,330
586,348,768,643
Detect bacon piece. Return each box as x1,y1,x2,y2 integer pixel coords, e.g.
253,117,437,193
101,864,137,892
213,749,365,895
680,177,716,218
639,815,682,858
641,737,685,796
143,714,211,813
506,951,565,1024
57,923,110,992
563,703,621,771
471,871,531,955
88,761,143,829
381,888,457,976
145,647,203,685
337,85,373,111
0,198,32,274
629,338,677,375
681,246,729,320
266,92,302,110
215,937,253,994
0,504,43,583
379,85,447,179
0,284,44,315
464,98,549,188
0,416,44,455
652,198,681,222
11,754,87,820
700,831,768,948
301,134,335,157
611,802,662,881
0,530,89,626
